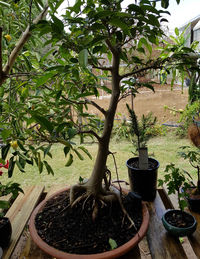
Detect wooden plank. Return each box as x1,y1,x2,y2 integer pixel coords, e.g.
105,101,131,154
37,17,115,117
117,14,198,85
163,186,199,259
146,191,188,259
139,237,152,259
3,185,44,259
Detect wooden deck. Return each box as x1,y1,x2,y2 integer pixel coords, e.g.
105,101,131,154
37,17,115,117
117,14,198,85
1,185,200,259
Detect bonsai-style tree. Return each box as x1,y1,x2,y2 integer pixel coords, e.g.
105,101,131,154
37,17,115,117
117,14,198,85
0,0,187,217
126,104,157,169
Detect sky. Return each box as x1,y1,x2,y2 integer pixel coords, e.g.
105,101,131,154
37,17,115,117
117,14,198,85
156,0,200,32
58,0,200,33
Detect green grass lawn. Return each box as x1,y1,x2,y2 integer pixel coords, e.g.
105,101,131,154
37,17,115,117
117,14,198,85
1,130,196,190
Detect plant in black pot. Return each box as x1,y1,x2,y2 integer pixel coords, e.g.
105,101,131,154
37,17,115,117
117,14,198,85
178,146,200,212
126,105,160,201
158,163,197,237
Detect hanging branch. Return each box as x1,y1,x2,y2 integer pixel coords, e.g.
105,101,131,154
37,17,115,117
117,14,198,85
29,0,34,25
1,3,49,86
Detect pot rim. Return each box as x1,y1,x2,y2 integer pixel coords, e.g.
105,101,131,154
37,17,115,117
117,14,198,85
29,187,149,259
126,157,160,171
162,209,197,231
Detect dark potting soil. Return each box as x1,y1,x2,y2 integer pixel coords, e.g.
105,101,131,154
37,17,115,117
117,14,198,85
35,190,142,255
129,159,157,170
165,211,195,228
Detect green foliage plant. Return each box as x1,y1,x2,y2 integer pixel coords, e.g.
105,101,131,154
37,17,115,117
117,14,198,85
127,104,157,169
158,163,190,211
159,25,200,103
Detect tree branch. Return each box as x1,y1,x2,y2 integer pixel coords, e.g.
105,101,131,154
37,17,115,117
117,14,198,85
84,98,107,116
60,94,107,116
93,65,112,71
2,3,49,83
77,129,101,142
120,63,163,80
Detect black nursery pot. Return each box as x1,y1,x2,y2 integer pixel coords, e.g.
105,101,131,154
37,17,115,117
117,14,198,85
126,157,159,201
182,187,200,212
0,217,12,248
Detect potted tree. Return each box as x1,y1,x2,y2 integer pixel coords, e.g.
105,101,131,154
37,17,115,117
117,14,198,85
0,0,189,257
158,163,197,237
126,105,160,201
178,146,200,212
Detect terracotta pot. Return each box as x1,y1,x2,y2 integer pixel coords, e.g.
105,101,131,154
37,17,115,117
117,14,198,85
29,187,149,259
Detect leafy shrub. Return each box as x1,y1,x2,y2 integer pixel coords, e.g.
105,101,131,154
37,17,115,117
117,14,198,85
112,119,131,141
176,101,200,137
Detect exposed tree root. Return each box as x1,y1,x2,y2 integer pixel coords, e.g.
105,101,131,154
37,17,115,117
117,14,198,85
69,183,137,230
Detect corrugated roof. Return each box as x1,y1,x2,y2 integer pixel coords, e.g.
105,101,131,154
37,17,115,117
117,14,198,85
179,14,200,29
194,20,200,31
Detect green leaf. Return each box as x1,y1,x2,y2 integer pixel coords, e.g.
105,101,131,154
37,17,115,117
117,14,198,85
78,146,92,160
1,144,10,160
0,200,10,209
36,72,55,87
1,129,12,142
161,0,169,9
44,161,54,175
16,160,25,173
8,156,16,178
44,144,52,158
109,18,129,35
74,149,84,160
65,154,73,167
37,153,43,174
128,4,144,15
30,112,54,134
79,49,88,68
109,238,118,250
0,1,10,7
175,27,179,36
79,176,84,183
51,15,64,33
64,146,70,157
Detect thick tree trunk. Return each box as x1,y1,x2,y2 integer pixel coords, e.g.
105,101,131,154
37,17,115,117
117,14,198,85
86,50,121,194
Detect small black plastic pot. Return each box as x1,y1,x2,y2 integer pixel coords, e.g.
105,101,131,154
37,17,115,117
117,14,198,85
0,217,12,248
126,157,159,201
162,209,197,237
182,187,200,212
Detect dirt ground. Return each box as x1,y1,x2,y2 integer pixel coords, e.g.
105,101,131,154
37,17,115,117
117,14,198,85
88,84,188,123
